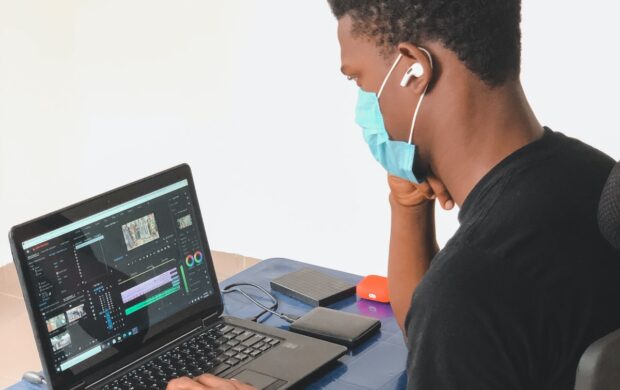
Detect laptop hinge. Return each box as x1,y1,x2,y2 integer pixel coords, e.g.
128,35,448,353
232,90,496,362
202,311,219,328
70,381,86,390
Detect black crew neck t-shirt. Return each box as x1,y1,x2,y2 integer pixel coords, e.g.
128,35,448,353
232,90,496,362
405,128,620,390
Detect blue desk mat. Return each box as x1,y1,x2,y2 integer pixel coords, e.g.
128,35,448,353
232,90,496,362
6,258,408,390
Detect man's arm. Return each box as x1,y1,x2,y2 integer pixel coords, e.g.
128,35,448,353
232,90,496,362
388,196,438,331
387,174,451,332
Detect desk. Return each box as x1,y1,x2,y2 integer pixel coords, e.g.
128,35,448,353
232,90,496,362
7,258,408,390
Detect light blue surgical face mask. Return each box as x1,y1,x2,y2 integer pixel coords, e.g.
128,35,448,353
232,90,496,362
354,53,430,183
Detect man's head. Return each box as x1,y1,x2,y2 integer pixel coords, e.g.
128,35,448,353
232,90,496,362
328,0,522,87
329,0,524,179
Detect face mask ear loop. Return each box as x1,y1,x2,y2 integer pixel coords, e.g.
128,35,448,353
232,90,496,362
378,54,403,99
407,47,433,145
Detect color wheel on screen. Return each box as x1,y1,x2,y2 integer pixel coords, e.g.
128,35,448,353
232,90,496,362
185,251,203,268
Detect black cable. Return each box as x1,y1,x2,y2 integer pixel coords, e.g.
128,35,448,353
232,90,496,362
221,283,299,324
222,283,277,322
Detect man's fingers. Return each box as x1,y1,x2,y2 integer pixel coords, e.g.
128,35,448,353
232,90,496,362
387,174,415,193
415,181,435,200
194,374,253,389
167,375,253,390
167,377,207,390
193,374,237,389
427,176,454,210
389,174,433,199
230,379,258,390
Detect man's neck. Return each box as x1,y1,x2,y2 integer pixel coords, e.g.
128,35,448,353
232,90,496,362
426,80,543,207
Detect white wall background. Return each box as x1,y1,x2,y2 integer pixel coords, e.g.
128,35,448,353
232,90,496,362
1,1,619,275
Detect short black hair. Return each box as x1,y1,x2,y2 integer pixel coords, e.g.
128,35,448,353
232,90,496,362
328,0,522,86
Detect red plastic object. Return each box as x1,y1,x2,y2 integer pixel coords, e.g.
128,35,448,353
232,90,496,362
356,275,390,303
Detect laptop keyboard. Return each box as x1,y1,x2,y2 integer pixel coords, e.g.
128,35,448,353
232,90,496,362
102,323,281,390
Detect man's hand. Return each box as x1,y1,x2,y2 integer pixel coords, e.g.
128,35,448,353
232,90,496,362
167,375,257,390
388,174,454,210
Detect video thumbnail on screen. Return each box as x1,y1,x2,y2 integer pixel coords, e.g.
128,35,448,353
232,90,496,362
177,214,192,230
66,304,86,323
50,332,71,352
122,213,160,251
46,313,67,333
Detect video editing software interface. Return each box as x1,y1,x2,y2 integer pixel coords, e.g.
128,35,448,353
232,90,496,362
21,179,215,373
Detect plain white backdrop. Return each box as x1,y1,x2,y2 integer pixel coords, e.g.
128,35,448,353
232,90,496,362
1,1,619,275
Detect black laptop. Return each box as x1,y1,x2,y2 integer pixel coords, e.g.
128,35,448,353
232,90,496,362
9,164,346,390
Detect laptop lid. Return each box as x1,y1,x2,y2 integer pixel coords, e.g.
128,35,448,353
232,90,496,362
9,164,223,389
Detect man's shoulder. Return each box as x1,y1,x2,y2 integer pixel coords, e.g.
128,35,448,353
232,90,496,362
461,130,615,250
551,131,615,183
502,130,614,206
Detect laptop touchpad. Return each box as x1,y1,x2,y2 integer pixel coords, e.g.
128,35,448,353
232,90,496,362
232,370,286,390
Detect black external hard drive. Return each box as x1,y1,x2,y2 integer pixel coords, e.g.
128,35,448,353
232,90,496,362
270,268,356,307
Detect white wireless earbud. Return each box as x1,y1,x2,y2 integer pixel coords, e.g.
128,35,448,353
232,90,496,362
400,62,424,87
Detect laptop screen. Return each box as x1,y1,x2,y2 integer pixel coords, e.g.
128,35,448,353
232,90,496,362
20,178,216,375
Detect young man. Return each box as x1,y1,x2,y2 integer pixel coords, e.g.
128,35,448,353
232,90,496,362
330,0,620,389
168,1,620,389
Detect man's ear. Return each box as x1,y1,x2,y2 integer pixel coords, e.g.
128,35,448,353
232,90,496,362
397,43,434,95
